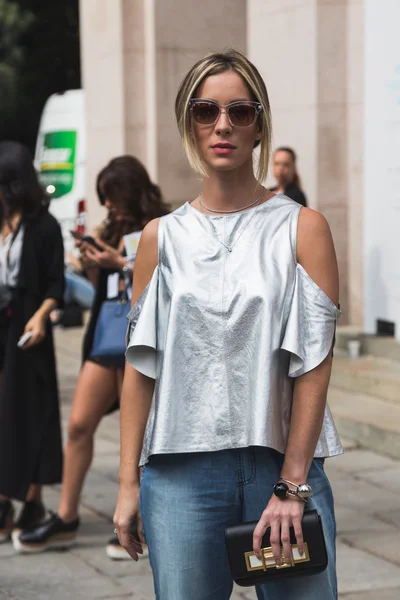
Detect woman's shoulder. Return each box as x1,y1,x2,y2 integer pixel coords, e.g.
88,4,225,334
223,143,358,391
136,218,161,261
296,207,338,304
297,207,331,245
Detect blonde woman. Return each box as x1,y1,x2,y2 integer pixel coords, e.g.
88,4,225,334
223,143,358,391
114,50,342,599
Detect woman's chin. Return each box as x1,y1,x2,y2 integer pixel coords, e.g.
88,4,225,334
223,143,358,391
203,158,241,174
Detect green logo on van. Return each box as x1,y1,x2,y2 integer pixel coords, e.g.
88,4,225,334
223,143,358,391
38,131,76,198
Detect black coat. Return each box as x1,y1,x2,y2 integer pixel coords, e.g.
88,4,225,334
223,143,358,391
0,209,65,500
271,183,308,207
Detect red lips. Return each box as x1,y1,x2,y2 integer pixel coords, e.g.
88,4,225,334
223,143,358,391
211,143,236,149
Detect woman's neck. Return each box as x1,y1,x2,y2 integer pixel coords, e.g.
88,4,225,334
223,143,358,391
200,171,264,213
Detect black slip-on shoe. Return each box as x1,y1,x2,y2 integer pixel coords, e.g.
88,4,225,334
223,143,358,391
13,512,80,554
0,500,14,543
12,500,46,543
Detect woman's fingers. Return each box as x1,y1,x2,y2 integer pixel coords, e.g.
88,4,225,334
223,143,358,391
137,515,146,545
84,245,99,260
280,517,293,565
253,512,268,558
93,238,107,250
292,514,305,557
269,518,282,566
119,529,139,561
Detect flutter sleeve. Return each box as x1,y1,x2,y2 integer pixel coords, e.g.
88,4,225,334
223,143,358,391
281,264,341,377
125,266,159,379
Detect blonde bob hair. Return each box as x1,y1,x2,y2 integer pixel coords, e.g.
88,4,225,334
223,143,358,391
175,49,272,183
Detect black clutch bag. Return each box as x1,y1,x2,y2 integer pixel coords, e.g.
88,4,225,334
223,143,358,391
225,509,328,587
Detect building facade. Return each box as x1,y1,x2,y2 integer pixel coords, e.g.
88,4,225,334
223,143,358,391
79,0,399,338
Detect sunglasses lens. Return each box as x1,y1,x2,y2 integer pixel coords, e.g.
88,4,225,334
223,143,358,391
191,102,219,125
229,104,257,126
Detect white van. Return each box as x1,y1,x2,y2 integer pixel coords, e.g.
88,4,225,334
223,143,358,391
34,90,86,255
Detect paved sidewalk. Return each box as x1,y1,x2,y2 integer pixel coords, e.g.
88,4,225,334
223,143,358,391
0,326,399,599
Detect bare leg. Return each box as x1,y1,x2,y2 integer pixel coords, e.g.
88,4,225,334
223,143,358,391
58,361,118,522
116,367,124,397
25,484,42,503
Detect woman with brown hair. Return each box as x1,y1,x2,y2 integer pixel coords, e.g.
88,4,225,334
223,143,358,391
15,155,168,556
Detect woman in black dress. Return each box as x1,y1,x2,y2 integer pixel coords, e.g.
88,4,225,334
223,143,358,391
0,142,64,541
16,155,168,557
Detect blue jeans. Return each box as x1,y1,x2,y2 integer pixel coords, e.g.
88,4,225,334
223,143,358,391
64,271,95,309
140,447,337,600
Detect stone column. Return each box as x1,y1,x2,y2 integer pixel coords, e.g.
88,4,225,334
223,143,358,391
248,0,361,324
80,0,247,226
152,0,247,208
79,0,127,228
316,1,349,320
346,0,364,327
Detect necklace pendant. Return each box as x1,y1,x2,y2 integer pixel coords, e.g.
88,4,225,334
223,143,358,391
227,247,232,252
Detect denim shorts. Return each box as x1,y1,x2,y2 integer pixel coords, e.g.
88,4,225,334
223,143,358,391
140,446,337,600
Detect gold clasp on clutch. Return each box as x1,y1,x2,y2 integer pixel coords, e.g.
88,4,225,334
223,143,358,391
245,542,310,572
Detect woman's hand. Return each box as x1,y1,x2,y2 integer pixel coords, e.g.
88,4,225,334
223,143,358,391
21,312,47,349
83,239,125,270
253,495,305,567
113,483,143,561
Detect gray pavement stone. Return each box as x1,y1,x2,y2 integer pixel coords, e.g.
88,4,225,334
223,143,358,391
332,449,399,473
91,452,120,483
339,590,400,599
358,467,400,494
327,469,400,514
94,436,121,456
0,551,132,599
334,504,392,535
80,469,120,520
342,530,400,567
337,541,400,594
341,439,358,451
379,510,400,528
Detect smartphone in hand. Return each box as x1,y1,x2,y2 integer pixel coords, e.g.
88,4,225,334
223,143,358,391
17,331,33,348
70,231,102,251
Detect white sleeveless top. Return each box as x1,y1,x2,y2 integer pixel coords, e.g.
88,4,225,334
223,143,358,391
0,224,24,287
126,194,343,465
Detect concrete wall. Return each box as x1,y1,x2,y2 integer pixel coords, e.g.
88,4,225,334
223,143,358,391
80,0,247,226
154,0,247,208
316,0,349,320
79,0,127,228
248,0,318,206
346,0,364,326
248,0,366,324
80,0,369,327
364,0,400,339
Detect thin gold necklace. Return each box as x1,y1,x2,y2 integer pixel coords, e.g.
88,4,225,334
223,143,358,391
199,186,265,214
201,188,266,253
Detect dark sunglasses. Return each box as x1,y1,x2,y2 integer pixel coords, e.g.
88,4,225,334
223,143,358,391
189,99,262,128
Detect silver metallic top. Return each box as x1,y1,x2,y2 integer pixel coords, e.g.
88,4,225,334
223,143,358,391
0,224,24,287
126,194,343,465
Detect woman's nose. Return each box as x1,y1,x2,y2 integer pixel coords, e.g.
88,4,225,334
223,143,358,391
215,110,232,134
